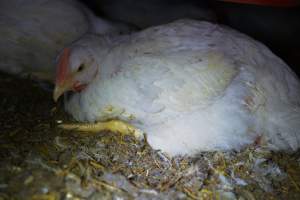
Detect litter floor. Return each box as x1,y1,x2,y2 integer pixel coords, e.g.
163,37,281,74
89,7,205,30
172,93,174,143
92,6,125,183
0,72,300,200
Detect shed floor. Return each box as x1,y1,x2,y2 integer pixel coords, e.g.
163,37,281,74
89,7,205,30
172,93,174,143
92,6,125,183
0,72,300,200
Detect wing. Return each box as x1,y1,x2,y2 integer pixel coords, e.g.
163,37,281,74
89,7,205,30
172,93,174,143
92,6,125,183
97,49,239,123
153,51,239,112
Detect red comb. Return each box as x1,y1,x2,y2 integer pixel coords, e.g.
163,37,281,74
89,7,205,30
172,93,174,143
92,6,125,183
56,48,70,85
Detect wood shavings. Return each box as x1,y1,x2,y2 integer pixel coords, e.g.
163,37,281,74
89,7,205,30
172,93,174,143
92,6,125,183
1,73,300,199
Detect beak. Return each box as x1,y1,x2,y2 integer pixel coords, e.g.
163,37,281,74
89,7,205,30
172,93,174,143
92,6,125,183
53,85,64,102
54,48,73,102
53,81,72,102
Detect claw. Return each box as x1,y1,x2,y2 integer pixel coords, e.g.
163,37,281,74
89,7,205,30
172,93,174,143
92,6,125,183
58,120,144,140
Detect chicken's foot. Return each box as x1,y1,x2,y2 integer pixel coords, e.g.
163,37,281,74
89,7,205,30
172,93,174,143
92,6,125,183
58,120,144,139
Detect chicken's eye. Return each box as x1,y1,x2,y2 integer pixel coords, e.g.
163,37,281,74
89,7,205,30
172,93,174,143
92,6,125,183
77,64,85,72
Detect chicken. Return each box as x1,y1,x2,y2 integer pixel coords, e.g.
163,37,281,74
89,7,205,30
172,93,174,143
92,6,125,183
0,0,134,81
53,19,300,156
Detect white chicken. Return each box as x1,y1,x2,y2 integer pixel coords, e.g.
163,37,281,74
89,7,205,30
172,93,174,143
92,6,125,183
0,0,133,81
53,19,300,156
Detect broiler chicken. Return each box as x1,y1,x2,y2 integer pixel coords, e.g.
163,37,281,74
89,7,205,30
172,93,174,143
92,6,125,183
0,0,134,81
53,19,300,156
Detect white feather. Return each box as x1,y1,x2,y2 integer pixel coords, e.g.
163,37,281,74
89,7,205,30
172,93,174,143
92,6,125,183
65,19,300,156
0,0,134,81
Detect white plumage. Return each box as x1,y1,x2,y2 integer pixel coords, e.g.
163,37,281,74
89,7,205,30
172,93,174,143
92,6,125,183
0,0,133,81
61,19,300,155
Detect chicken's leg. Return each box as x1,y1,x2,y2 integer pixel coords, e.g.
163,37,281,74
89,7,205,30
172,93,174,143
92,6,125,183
58,120,144,139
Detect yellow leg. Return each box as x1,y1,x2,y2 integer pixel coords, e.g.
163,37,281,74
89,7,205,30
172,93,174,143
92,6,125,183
58,120,144,139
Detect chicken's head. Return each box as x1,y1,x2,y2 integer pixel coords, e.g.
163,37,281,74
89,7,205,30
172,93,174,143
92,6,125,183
53,47,98,102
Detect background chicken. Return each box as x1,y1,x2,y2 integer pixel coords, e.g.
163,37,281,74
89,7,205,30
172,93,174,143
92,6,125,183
0,0,134,82
53,19,300,156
